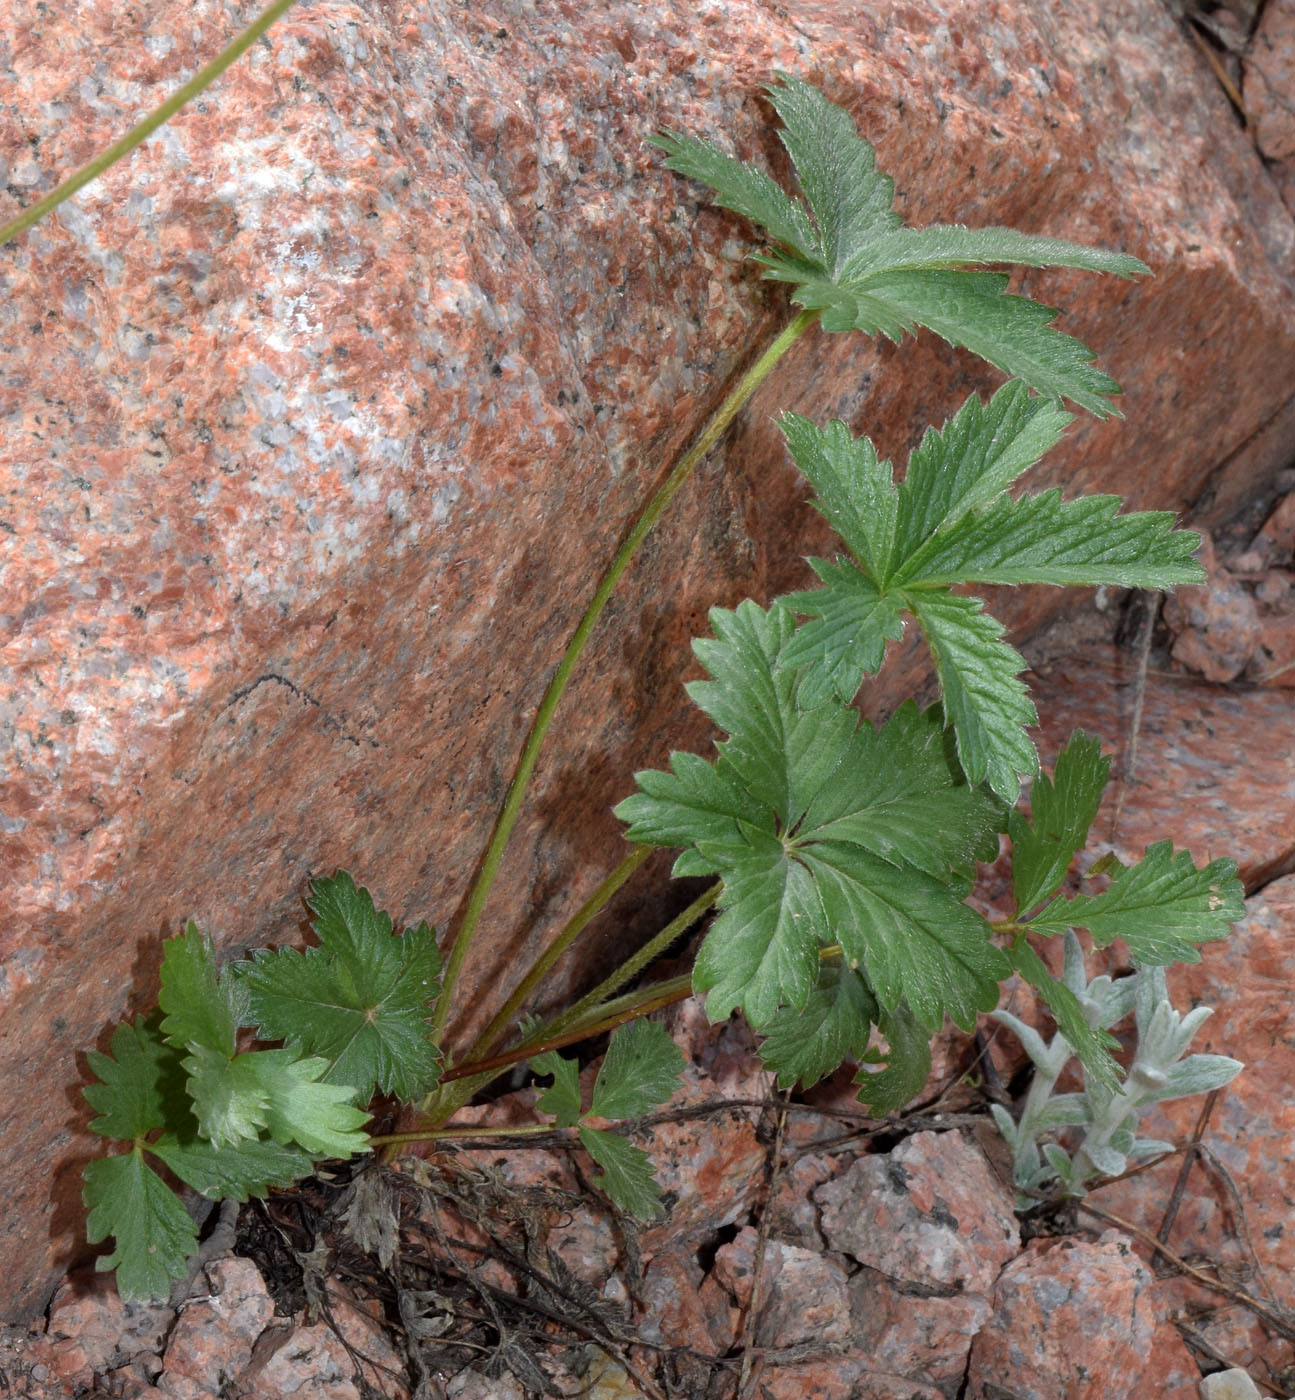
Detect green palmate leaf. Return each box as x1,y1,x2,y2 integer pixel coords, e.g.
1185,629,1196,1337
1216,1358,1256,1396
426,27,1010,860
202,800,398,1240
158,924,246,1059
837,225,1150,282
823,270,1126,415
183,1045,369,1156
907,591,1037,801
85,1016,187,1142
1010,733,1111,916
239,871,442,1101
578,1127,665,1220
1024,841,1244,964
616,600,1002,1029
757,961,880,1089
236,1050,371,1158
1006,938,1120,1092
853,999,932,1115
896,491,1203,589
589,1020,685,1121
647,132,817,257
777,388,1199,800
150,1134,315,1203
654,75,1147,415
801,847,1006,1031
532,1048,583,1128
84,1150,198,1302
780,559,906,706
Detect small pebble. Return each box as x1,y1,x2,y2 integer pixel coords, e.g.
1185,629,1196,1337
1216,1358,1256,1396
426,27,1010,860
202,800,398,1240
1199,1367,1262,1400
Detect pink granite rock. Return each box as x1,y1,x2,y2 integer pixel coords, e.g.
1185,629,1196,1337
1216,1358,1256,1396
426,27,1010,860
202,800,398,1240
43,1274,170,1388
636,1253,722,1354
751,1357,945,1400
1030,646,1295,889
4,0,1295,1318
1245,0,1295,164
158,1257,274,1398
966,1230,1201,1399
849,1267,992,1390
709,1226,853,1349
1163,534,1263,682
815,1129,1020,1292
635,1061,766,1258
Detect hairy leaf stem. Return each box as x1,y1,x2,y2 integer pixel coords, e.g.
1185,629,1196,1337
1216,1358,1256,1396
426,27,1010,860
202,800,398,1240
464,845,652,1065
433,308,819,1039
0,0,300,249
420,881,719,1124
441,974,694,1083
368,1120,558,1150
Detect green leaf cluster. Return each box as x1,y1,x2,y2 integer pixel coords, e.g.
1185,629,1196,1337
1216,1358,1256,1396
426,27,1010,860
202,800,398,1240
778,381,1203,800
616,600,1007,1102
651,73,1149,416
531,1019,685,1219
84,874,441,1300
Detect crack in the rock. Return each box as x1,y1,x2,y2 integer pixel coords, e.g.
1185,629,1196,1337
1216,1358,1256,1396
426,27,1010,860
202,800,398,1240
224,672,379,750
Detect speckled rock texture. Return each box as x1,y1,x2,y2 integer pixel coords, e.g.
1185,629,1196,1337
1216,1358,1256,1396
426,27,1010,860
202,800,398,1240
815,1129,1020,1292
1245,0,1295,213
1030,645,1295,889
3,0,1295,1319
965,1230,1202,1399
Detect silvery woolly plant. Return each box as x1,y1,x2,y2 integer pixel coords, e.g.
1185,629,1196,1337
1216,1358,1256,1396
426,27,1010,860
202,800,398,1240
991,928,1243,1206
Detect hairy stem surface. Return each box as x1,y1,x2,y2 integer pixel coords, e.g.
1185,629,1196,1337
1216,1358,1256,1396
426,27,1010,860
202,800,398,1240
433,309,818,1038
464,845,652,1065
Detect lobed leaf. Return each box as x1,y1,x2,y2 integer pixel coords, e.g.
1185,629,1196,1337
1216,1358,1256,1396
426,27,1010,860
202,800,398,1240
763,73,901,275
531,1048,583,1128
908,591,1038,801
239,871,442,1102
802,848,1007,1031
85,1016,186,1143
84,1151,198,1302
757,961,879,1090
619,603,1002,1031
578,1127,665,1220
589,1020,685,1121
839,225,1149,283
150,1134,315,1202
896,491,1204,590
853,1000,933,1115
1025,841,1244,964
780,559,906,706
1009,732,1110,917
778,413,897,579
891,382,1073,567
183,1043,271,1149
158,923,246,1059
647,129,817,257
814,270,1128,416
233,1049,371,1158
653,77,1146,416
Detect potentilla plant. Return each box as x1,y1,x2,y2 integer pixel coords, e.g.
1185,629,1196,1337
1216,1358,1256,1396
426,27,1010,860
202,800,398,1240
1,17,1244,1302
